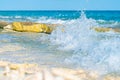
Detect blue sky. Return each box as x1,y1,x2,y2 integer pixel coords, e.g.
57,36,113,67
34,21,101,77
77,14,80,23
0,0,119,10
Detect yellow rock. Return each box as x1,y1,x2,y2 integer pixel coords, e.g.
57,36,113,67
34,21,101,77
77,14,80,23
92,27,120,33
12,22,23,31
12,22,52,33
94,27,112,32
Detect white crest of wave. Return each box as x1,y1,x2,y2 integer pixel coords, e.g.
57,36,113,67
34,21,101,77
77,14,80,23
50,11,98,50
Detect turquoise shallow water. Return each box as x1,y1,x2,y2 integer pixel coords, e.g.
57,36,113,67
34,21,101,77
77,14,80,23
0,32,73,68
0,11,120,74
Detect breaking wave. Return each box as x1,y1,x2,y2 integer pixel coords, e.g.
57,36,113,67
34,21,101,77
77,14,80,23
49,11,120,74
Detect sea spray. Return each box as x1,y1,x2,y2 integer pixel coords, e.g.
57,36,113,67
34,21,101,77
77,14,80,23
50,11,98,50
50,11,120,74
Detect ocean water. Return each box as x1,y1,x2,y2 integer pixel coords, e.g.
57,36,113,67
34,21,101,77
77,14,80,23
0,11,120,75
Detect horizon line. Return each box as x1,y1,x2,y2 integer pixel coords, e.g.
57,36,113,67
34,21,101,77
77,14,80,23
0,10,120,11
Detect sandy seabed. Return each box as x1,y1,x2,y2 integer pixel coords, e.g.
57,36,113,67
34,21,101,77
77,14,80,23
0,61,119,80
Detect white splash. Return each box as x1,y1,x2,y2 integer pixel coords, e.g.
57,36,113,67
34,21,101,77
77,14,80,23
49,11,120,73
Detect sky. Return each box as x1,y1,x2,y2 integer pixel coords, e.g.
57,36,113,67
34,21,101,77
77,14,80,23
0,0,119,10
